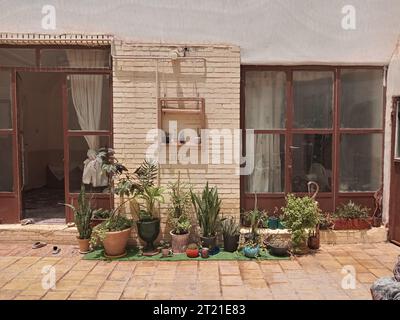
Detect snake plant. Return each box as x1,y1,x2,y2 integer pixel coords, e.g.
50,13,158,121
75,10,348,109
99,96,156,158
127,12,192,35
190,182,222,237
63,185,93,240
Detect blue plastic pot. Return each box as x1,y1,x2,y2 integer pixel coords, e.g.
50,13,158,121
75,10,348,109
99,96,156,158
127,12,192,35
243,245,260,258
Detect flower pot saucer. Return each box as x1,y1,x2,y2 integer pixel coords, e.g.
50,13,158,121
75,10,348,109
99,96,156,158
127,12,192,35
104,250,127,259
142,249,159,256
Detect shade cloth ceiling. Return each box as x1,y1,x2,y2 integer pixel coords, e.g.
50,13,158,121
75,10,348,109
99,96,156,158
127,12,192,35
0,0,399,64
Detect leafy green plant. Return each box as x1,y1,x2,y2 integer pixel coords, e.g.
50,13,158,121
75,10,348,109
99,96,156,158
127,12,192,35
190,182,222,237
334,201,370,220
92,208,112,219
90,215,134,246
137,185,165,220
63,185,93,240
221,216,240,237
281,194,321,251
187,243,198,250
167,175,192,235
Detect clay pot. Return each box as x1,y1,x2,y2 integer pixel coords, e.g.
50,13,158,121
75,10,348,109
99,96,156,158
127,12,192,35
186,248,199,258
353,218,371,230
161,248,172,258
103,227,132,258
333,219,353,230
170,231,190,253
201,247,209,258
77,237,90,254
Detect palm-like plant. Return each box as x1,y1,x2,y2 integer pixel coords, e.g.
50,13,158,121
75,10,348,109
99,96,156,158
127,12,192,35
63,185,93,239
138,185,165,220
190,182,222,237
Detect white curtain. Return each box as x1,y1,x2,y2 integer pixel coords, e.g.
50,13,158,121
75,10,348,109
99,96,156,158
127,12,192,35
245,71,285,192
66,50,105,150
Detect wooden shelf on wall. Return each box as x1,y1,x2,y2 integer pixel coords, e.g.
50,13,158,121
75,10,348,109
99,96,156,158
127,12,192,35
158,97,206,131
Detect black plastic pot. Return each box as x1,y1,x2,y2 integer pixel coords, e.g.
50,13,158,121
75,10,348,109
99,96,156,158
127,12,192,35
223,234,240,252
200,235,217,249
137,218,160,254
269,244,289,257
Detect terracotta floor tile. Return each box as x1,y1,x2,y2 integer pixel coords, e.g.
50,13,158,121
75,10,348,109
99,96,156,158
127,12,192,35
221,275,243,286
42,290,72,300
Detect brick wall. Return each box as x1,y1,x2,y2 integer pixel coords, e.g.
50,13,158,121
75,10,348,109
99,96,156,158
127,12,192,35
112,41,241,244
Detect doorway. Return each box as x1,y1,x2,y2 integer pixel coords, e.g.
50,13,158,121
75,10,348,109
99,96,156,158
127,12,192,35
17,72,66,223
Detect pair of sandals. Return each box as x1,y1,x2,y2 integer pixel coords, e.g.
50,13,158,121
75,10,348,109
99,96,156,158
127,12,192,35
32,242,61,255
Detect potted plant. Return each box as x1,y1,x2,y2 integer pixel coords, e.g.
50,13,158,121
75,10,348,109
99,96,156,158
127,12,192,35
167,174,192,253
63,185,93,254
319,212,334,230
242,239,260,258
265,236,290,257
136,184,165,256
91,213,134,258
186,243,199,258
91,208,112,227
281,194,321,255
159,240,172,258
308,224,320,250
190,182,222,251
267,208,280,230
333,201,371,230
221,216,240,252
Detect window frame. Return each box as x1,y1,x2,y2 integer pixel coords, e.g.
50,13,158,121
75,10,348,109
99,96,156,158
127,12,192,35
241,65,386,212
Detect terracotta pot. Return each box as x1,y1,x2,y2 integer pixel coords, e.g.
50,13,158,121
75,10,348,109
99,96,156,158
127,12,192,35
200,247,209,258
353,218,371,230
186,248,199,258
161,248,172,258
333,219,354,230
77,237,90,254
103,227,132,258
334,218,371,230
170,231,190,253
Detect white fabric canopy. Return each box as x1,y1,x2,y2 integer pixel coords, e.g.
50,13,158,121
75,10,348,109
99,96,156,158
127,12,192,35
1,0,400,64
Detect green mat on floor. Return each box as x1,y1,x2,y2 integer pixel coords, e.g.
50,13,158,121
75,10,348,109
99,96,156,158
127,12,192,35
83,247,289,261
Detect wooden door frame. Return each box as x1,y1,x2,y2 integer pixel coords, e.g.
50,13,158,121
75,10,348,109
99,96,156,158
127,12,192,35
0,45,113,223
389,96,400,246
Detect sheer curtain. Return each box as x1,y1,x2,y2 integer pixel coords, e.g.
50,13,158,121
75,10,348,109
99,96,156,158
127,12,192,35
67,50,105,150
245,71,286,193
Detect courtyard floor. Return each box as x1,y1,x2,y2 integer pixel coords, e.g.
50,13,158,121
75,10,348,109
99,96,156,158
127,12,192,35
0,242,399,300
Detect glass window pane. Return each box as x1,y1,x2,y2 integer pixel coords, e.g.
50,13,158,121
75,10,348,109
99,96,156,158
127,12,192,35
340,134,382,192
0,71,12,129
69,136,111,193
245,71,286,129
40,49,110,68
291,134,332,192
0,135,13,191
68,74,110,131
340,69,384,128
293,71,333,128
246,134,285,193
0,48,36,67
